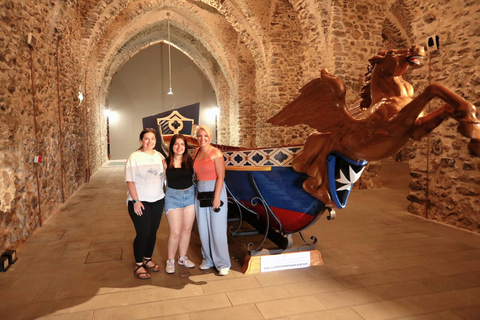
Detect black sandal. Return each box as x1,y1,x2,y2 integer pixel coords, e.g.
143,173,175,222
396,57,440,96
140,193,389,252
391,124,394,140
134,264,150,280
144,258,160,272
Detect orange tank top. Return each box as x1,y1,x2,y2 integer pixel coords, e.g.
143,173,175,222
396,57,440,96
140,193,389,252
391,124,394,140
193,148,218,181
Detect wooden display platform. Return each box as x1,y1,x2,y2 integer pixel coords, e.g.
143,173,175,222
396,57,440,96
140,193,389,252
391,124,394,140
241,249,323,274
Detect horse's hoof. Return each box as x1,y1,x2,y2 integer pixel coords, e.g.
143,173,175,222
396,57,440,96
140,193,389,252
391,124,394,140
457,122,480,140
468,139,480,157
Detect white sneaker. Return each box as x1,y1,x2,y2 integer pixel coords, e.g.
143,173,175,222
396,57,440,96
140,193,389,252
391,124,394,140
199,259,213,270
178,256,195,268
165,259,175,274
218,268,229,276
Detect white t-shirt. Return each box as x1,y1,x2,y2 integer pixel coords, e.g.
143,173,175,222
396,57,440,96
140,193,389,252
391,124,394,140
124,150,165,203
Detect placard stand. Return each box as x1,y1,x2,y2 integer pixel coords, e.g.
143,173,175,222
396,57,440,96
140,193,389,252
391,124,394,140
242,249,323,274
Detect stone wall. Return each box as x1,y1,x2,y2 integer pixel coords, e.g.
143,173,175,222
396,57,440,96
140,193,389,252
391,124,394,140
404,0,480,231
0,1,105,252
256,0,307,148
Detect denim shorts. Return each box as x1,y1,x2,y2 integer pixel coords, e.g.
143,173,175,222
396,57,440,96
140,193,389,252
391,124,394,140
165,185,195,213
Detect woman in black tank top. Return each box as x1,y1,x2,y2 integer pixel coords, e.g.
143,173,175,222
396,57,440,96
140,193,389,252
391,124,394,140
162,134,196,274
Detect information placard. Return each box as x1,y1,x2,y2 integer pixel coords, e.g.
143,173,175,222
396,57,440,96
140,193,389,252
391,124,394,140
260,251,311,272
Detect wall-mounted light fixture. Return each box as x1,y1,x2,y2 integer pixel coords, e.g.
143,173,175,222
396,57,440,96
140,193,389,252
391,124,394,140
78,91,84,104
104,107,111,160
78,85,84,104
27,33,37,48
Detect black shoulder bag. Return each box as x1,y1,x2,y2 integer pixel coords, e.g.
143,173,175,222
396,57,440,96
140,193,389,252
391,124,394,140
194,148,224,210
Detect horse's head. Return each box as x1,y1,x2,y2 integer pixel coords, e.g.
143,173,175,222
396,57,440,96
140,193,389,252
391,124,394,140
360,45,425,110
368,45,425,76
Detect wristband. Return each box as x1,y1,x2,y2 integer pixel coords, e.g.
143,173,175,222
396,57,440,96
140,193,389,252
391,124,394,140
133,199,140,203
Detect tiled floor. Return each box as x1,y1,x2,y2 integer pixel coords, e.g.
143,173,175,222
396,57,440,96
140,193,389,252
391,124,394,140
1,160,480,319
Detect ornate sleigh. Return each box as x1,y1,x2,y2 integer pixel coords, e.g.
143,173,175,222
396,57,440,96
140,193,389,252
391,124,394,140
223,146,367,253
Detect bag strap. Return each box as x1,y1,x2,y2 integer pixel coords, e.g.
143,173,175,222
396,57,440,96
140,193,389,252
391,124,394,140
193,147,217,161
192,149,199,184
193,148,199,164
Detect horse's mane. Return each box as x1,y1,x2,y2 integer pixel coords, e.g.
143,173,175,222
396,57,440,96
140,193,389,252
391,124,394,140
359,64,374,110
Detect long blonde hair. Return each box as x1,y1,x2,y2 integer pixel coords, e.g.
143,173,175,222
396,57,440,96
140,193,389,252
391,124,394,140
195,125,213,140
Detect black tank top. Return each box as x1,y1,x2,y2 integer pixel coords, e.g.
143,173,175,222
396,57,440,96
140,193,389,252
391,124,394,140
166,167,194,189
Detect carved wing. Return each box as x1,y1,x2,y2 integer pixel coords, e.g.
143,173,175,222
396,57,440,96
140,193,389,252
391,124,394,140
267,69,355,132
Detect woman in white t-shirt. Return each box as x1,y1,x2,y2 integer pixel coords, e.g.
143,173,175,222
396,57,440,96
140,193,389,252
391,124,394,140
125,128,166,279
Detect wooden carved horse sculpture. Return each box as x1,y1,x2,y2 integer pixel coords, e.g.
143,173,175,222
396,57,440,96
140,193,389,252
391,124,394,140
267,45,480,206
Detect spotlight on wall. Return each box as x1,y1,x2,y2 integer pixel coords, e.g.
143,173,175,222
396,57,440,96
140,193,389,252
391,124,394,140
427,35,440,51
0,256,9,272
78,91,84,104
27,33,37,48
0,250,17,272
2,250,17,265
103,109,118,124
206,106,219,119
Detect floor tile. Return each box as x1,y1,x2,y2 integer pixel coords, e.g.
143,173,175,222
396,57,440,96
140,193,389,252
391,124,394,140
368,280,435,300
288,307,364,320
200,276,261,294
334,271,392,289
189,303,264,320
283,278,346,296
91,301,164,319
406,289,479,313
226,286,292,305
255,296,327,319
351,298,425,319
315,288,383,309
451,305,480,320
395,311,462,319
163,293,231,315
34,311,94,320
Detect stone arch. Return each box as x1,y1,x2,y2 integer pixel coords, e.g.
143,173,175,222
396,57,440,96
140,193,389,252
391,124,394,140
88,11,233,96
289,0,335,79
79,0,268,74
79,0,269,89
79,1,266,146
382,11,412,49
98,14,233,106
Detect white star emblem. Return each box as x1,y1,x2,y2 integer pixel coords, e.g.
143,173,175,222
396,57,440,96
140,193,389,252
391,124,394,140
336,166,365,191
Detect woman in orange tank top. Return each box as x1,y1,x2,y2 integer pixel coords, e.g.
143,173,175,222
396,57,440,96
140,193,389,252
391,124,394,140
193,125,231,276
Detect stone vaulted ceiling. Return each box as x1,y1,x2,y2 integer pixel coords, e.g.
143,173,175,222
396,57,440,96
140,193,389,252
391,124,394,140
78,0,274,104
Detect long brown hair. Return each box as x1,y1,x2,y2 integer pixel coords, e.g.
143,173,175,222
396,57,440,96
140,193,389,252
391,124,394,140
166,134,193,169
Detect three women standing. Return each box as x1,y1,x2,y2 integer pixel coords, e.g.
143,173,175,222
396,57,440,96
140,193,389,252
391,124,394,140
193,125,231,276
163,134,196,273
125,128,166,280
125,126,231,278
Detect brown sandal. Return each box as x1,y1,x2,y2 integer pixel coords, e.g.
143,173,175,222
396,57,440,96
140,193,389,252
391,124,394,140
144,258,160,272
134,264,150,280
